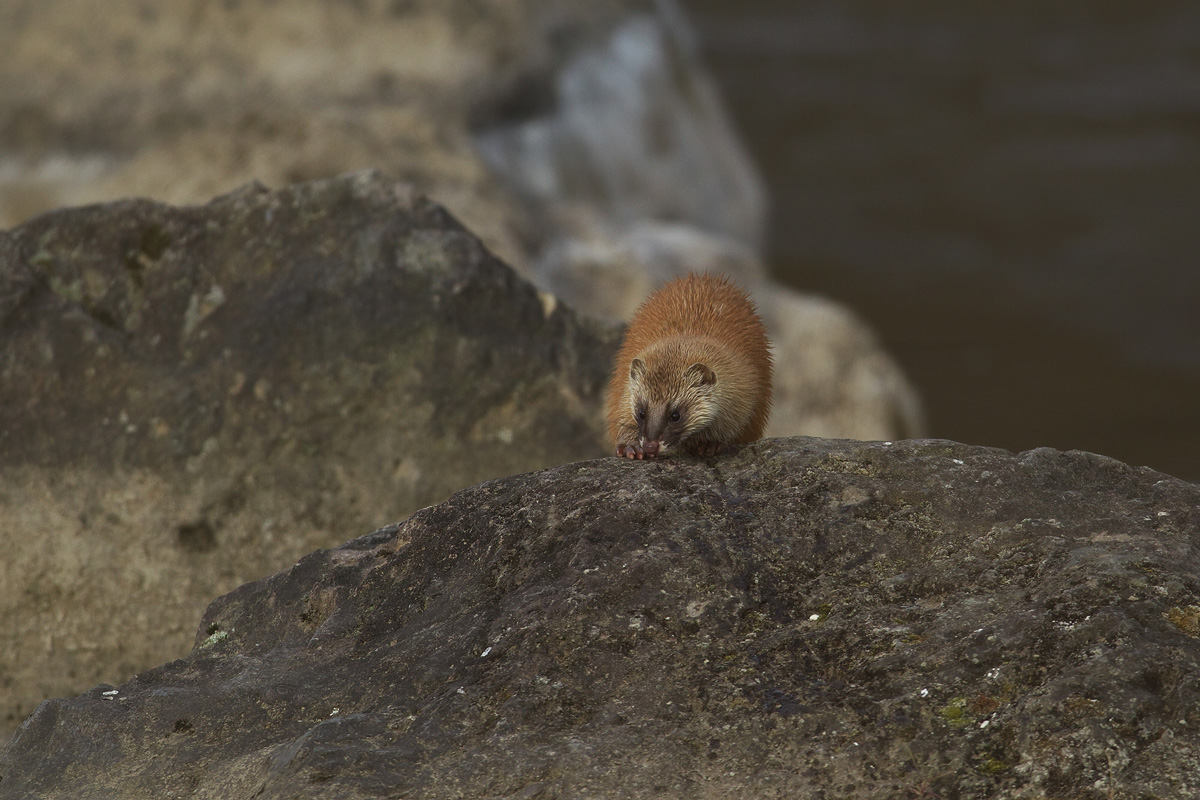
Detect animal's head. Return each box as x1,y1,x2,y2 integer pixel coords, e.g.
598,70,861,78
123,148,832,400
627,356,717,456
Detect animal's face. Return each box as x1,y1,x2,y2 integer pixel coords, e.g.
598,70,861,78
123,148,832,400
629,358,716,452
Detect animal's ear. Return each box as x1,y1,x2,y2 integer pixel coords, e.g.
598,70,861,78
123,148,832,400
630,358,647,382
684,363,716,387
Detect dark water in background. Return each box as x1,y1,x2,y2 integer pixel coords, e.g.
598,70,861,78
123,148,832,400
683,0,1200,481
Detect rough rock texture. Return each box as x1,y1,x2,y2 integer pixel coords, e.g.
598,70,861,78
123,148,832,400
4,437,1199,799
0,170,615,743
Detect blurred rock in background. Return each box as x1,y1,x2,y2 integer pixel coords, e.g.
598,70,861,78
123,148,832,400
0,0,924,442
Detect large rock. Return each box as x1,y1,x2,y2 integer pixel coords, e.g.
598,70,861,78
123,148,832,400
3,437,1199,798
0,170,616,743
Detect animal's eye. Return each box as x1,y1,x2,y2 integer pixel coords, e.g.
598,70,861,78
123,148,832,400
669,410,681,423
636,407,646,421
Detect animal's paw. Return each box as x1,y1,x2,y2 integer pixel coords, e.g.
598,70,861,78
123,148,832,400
616,443,657,460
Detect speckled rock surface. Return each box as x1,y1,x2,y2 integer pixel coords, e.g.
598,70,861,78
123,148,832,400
0,170,615,743
3,437,1198,798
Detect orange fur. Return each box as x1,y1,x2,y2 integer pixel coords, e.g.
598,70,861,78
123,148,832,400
605,273,773,457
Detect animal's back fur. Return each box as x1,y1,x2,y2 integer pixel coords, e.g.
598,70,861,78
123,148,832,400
605,272,773,450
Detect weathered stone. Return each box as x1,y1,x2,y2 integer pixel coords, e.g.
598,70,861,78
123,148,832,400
0,170,616,743
3,437,1198,798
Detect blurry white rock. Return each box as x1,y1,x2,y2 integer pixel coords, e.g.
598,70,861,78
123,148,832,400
533,215,764,321
474,8,767,252
759,287,926,441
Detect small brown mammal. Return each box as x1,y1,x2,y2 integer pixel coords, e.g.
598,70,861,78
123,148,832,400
605,272,773,459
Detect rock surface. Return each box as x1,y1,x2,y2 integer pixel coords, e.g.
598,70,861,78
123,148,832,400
3,437,1199,799
0,170,615,742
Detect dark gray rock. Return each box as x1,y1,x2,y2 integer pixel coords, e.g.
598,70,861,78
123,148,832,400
4,437,1198,799
0,169,611,470
0,170,616,743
